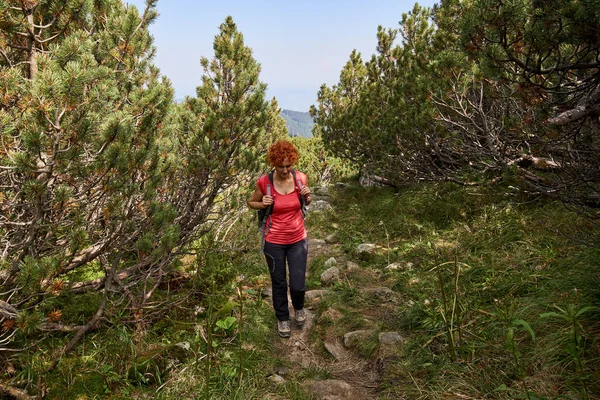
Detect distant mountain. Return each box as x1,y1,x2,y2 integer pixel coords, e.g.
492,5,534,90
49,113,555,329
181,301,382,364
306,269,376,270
281,109,314,138
173,102,314,138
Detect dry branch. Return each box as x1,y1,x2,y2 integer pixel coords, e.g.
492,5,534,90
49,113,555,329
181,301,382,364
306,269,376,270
0,384,33,400
548,103,600,126
0,300,19,320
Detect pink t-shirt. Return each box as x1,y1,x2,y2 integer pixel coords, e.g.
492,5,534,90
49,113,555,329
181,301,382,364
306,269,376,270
257,171,307,245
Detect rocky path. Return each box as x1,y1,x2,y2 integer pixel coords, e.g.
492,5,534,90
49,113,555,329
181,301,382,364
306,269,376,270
262,188,404,400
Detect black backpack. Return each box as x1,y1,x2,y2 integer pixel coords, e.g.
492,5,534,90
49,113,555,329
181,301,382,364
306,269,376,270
257,170,306,233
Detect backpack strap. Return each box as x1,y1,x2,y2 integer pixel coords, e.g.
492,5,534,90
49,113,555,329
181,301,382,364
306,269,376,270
263,171,275,234
259,171,275,254
291,170,307,220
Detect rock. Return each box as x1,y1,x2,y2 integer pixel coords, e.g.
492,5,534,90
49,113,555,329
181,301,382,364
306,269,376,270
343,329,375,348
324,257,337,267
267,374,285,384
261,287,272,298
335,182,350,188
321,267,340,285
305,379,359,400
175,341,191,352
384,261,413,271
314,186,330,196
356,243,380,258
384,263,401,271
324,233,336,244
308,238,326,248
324,340,348,361
379,332,403,345
274,365,291,376
308,200,332,213
346,261,360,271
294,341,307,350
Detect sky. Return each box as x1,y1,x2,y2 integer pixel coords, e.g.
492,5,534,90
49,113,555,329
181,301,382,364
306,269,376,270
125,0,437,112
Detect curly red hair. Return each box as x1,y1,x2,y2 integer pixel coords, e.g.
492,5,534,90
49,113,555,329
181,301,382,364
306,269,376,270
267,140,299,166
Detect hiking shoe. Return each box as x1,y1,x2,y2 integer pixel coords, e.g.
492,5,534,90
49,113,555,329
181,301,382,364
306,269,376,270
295,308,306,326
278,320,291,338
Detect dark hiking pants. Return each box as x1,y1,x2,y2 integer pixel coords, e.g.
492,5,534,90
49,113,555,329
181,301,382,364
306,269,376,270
263,238,308,321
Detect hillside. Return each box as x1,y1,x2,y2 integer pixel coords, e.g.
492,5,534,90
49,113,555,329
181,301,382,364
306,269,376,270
281,109,314,138
19,181,598,399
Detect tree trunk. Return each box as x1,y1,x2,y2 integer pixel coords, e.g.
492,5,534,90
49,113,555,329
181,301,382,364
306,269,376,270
26,12,37,80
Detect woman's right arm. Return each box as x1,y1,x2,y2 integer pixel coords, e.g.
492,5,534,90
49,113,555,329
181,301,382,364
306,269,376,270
247,183,272,210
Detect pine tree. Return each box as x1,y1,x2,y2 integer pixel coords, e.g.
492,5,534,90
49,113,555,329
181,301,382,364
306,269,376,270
458,0,600,206
312,5,445,184
165,16,285,245
0,0,175,363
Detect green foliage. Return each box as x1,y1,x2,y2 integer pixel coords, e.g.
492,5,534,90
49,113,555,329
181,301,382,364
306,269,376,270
311,4,451,184
290,135,358,186
1,0,175,332
313,0,600,213
321,181,600,398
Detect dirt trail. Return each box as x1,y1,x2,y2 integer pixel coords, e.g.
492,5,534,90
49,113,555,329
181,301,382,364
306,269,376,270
268,237,381,400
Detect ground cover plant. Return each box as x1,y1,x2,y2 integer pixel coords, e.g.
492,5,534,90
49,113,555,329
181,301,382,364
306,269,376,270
315,182,600,399
2,176,598,399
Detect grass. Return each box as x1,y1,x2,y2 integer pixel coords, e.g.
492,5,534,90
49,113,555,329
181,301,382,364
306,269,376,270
3,179,599,399
315,181,600,399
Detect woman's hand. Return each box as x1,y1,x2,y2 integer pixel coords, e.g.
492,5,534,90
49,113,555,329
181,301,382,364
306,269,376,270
300,186,312,205
262,195,274,208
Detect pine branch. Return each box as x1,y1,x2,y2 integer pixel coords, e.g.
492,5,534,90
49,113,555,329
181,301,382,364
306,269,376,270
0,49,13,67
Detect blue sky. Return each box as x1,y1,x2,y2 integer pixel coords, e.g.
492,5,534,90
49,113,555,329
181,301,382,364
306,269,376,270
125,0,437,112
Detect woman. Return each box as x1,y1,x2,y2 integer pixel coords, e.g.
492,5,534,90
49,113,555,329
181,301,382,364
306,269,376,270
247,140,312,338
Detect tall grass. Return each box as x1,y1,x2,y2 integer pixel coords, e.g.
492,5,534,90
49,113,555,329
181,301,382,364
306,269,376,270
322,181,600,399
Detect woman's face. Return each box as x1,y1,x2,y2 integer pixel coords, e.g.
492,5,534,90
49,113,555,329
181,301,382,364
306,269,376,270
275,158,292,179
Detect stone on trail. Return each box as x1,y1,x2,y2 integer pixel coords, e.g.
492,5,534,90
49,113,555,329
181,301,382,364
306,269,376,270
273,365,291,376
343,329,375,349
307,199,332,212
363,287,395,300
324,233,336,244
356,243,380,258
267,374,285,384
305,379,361,400
324,257,337,267
378,332,403,345
320,267,340,285
346,261,360,271
314,186,330,196
384,261,413,271
308,238,326,248
324,340,348,361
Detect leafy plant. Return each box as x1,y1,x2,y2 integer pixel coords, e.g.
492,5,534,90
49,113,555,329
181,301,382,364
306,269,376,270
541,303,598,399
